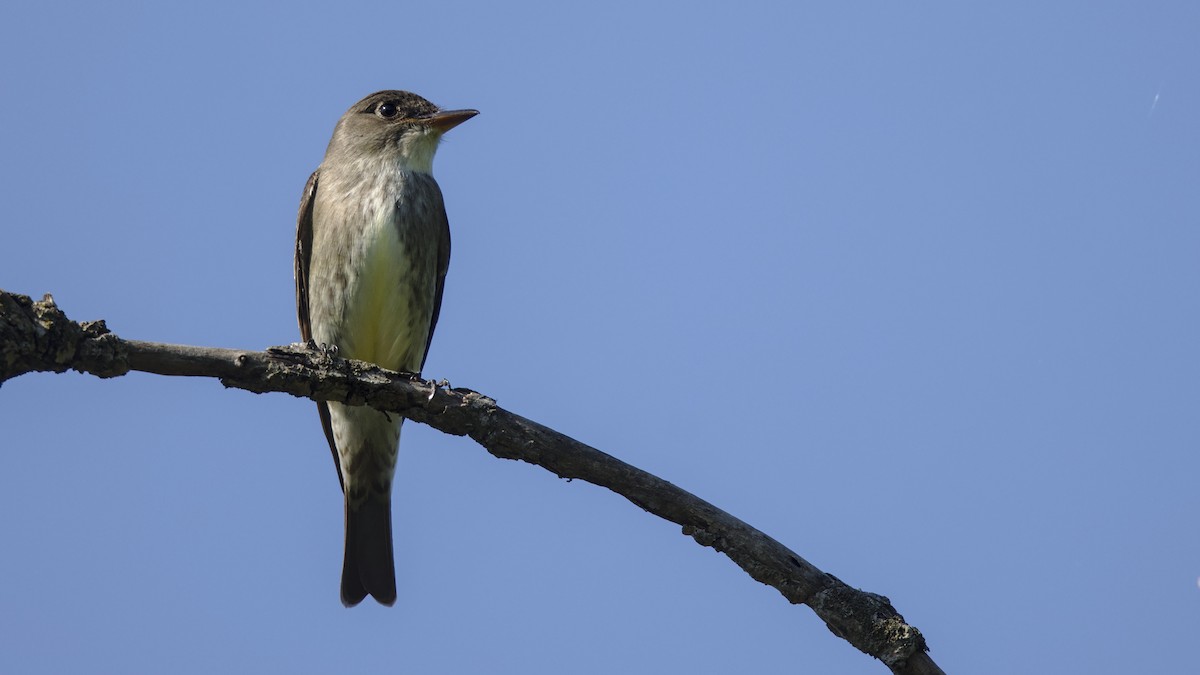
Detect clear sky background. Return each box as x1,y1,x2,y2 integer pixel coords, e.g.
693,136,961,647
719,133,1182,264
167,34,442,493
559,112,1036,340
1,2,1196,673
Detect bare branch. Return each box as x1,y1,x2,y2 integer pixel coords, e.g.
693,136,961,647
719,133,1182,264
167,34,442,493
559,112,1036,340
0,289,944,674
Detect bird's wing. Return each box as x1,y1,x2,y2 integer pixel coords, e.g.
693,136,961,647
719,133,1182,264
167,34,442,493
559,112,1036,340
295,169,345,491
296,170,318,342
421,189,451,372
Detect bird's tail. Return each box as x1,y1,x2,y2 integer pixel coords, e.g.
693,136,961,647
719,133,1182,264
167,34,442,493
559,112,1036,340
341,493,397,607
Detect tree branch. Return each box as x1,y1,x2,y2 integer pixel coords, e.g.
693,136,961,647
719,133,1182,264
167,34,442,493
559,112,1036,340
0,290,944,674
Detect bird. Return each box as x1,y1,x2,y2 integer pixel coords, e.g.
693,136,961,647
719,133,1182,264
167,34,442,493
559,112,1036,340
294,90,476,606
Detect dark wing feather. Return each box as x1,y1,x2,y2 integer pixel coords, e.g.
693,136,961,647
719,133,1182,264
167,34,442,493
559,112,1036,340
295,170,318,342
420,190,451,372
295,169,345,491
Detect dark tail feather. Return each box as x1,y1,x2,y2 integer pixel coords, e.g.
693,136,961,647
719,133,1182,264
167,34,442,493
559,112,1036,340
341,494,397,607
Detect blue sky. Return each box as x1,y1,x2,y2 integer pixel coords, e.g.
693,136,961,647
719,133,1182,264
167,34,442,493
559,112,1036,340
2,2,1197,673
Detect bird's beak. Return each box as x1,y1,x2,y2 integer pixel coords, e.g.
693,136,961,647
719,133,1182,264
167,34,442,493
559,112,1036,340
424,109,479,133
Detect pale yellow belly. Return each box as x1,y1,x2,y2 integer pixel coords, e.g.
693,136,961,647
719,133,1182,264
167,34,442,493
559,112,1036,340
310,212,431,375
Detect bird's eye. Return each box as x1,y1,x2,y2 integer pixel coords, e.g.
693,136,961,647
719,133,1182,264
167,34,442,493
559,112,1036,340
377,102,399,119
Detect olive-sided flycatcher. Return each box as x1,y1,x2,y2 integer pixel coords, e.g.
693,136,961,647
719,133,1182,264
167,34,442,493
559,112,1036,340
295,91,476,606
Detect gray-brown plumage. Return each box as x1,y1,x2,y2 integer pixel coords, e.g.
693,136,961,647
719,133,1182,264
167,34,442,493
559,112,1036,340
295,90,476,606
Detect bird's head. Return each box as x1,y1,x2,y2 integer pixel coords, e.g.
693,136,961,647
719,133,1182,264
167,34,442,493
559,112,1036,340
327,90,477,174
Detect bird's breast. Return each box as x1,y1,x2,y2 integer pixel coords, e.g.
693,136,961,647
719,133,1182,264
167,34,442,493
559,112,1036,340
309,170,439,373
